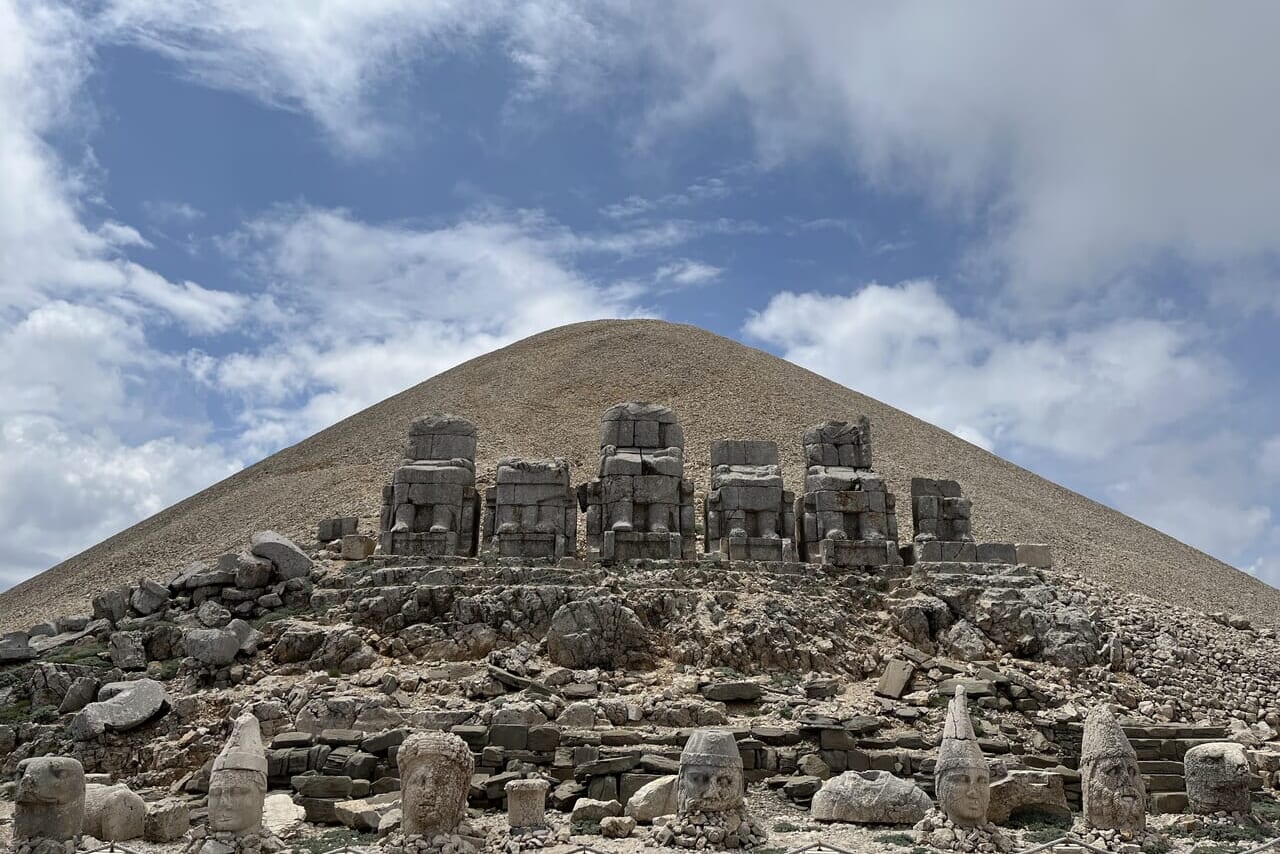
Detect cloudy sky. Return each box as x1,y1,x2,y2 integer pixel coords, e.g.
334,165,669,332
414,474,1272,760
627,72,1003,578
3,0,1279,590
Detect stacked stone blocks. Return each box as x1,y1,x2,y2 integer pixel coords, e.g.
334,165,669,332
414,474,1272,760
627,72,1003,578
483,458,578,560
379,414,481,557
705,440,795,561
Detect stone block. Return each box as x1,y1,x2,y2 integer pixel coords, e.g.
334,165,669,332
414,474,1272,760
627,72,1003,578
1016,543,1053,568
317,517,359,542
875,659,915,699
489,724,529,750
976,542,1017,564
340,535,376,560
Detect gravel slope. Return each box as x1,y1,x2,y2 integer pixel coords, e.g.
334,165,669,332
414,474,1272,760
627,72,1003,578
2,318,1275,631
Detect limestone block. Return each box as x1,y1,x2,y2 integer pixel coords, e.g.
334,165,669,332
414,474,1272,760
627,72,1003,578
317,516,359,542
506,778,549,828
92,588,130,624
70,679,169,740
341,534,376,560
711,440,779,468
84,783,145,841
546,598,650,669
109,631,147,670
811,770,933,824
1185,742,1251,813
233,551,274,589
1015,543,1053,568
876,660,915,699
250,530,314,581
976,543,1017,564
144,799,191,842
626,775,677,822
571,797,623,822
185,627,240,666
986,770,1070,824
130,579,171,616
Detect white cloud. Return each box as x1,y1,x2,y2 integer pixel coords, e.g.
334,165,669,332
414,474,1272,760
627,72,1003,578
745,280,1231,459
654,258,721,288
1247,556,1280,590
1262,436,1280,478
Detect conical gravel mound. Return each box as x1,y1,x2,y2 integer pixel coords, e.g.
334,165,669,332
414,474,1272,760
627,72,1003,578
2,318,1274,631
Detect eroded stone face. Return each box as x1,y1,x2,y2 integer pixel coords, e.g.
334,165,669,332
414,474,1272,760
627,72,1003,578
14,756,85,842
677,729,744,814
399,731,474,836
1080,707,1146,832
938,765,990,826
208,769,266,833
1185,742,1252,814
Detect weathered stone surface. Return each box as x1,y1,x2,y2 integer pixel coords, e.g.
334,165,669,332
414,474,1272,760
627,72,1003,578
92,588,130,623
109,631,147,670
398,731,472,836
185,627,240,666
250,530,314,581
312,627,376,674
700,681,762,702
58,676,98,714
625,775,677,823
144,799,191,842
209,713,268,835
273,624,325,663
130,579,171,616
14,756,85,842
1184,742,1251,814
601,815,637,838
84,783,145,841
546,597,650,669
986,771,1070,825
506,778,549,828
935,686,989,827
197,599,233,628
0,631,35,662
340,534,376,561
571,797,623,822
70,679,168,740
1080,706,1146,832
677,729,744,814
811,770,933,824
876,659,915,699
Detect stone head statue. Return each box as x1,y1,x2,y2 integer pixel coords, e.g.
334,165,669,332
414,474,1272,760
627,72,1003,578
935,686,990,827
1185,742,1252,814
677,729,744,814
14,756,85,842
208,713,268,834
398,731,474,836
1080,706,1146,832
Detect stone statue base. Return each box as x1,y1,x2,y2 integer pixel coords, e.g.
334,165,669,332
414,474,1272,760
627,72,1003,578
184,827,286,854
381,829,485,854
601,530,682,562
16,840,78,854
725,536,794,562
820,538,899,568
649,807,768,850
913,809,1014,853
382,530,459,557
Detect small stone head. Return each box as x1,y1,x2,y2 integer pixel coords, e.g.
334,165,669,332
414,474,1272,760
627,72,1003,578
208,713,268,834
1080,706,1146,832
677,729,744,814
1185,742,1252,814
398,731,474,836
935,687,990,827
14,756,85,841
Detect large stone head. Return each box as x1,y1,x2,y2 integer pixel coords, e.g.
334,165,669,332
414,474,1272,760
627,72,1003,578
936,687,990,827
1185,742,1252,814
398,731,474,836
1080,706,1146,832
208,713,268,834
677,729,744,814
14,756,85,842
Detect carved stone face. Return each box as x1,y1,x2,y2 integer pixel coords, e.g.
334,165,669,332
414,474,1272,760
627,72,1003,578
398,734,472,837
207,769,265,834
677,763,744,813
1083,755,1146,831
14,757,85,842
1186,743,1251,814
938,765,990,826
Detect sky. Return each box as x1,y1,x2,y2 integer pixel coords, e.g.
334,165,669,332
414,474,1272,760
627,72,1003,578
3,0,1280,591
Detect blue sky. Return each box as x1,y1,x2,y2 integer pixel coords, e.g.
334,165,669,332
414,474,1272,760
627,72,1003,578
3,1,1279,590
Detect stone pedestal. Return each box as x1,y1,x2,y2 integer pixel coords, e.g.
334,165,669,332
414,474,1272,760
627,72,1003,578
820,538,898,568
505,779,549,829
379,530,459,557
726,536,794,562
603,530,683,562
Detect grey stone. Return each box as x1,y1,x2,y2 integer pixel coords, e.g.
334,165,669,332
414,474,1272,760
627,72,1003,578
341,534,376,560
70,678,169,740
571,797,623,822
700,681,763,702
184,627,240,666
600,815,637,838
58,676,99,714
84,783,145,841
250,530,314,581
14,756,85,842
144,798,190,842
130,579,171,616
875,659,915,699
293,775,353,798
233,551,274,589
1185,742,1251,814
987,770,1070,825
197,599,233,628
625,775,677,823
318,516,359,542
810,770,933,824
92,588,130,623
546,597,650,669
108,631,146,670
0,631,35,662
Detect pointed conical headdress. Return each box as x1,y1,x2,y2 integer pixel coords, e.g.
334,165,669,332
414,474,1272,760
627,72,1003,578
1080,705,1136,765
936,686,987,775
680,729,743,769
212,713,268,777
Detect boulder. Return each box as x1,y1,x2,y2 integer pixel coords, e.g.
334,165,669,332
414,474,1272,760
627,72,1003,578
234,551,274,590
197,600,232,628
109,631,147,670
129,579,171,616
811,770,933,824
84,783,146,840
312,628,376,674
274,625,326,663
1185,742,1252,814
70,679,169,740
571,797,623,823
144,798,191,842
876,659,915,699
987,770,1071,825
700,681,762,702
625,775,677,822
58,676,99,714
250,530,314,581
601,815,637,838
92,588,130,623
184,628,240,666
0,631,35,663
546,597,650,669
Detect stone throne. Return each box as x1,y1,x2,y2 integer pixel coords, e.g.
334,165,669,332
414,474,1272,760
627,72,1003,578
577,402,696,562
481,457,578,559
378,414,481,557
795,417,901,567
704,440,795,561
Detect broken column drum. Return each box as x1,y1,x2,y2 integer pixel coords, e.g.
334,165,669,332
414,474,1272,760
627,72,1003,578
379,414,481,557
505,778,550,829
704,440,795,561
14,756,85,844
578,402,695,561
482,457,578,559
795,417,901,567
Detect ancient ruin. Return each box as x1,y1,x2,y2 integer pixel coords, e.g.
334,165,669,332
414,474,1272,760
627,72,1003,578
654,728,767,849
935,686,990,826
1185,741,1252,814
704,440,794,561
795,418,902,567
379,414,481,557
13,756,84,852
1080,705,1147,834
397,731,474,841
578,402,695,561
483,457,577,559
195,712,279,852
